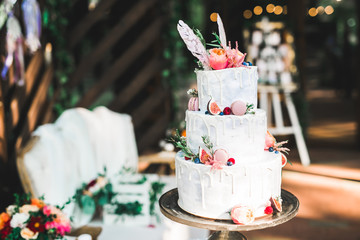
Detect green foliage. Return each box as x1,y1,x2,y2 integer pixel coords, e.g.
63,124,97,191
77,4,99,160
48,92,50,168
43,0,75,116
113,201,143,216
149,181,165,216
201,135,214,155
168,129,197,159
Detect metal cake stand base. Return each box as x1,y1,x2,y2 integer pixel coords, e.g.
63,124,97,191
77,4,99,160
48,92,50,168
159,188,299,240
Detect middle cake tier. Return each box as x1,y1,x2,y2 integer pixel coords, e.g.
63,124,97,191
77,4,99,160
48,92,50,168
186,109,267,162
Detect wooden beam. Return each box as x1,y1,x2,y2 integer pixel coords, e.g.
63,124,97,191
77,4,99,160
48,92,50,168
69,0,118,48
69,0,157,88
0,83,7,163
15,66,54,150
76,18,163,108
131,87,167,128
25,50,43,96
109,56,161,111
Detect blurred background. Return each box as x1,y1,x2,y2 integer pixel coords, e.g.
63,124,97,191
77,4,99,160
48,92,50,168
0,0,359,239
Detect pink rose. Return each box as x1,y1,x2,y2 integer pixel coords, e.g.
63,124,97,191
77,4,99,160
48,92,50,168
209,48,228,70
42,205,52,216
230,205,255,225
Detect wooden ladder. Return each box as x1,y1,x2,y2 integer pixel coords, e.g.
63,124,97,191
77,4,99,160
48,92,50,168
258,84,310,166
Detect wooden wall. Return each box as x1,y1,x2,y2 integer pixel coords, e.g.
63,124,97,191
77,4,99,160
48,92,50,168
0,0,170,206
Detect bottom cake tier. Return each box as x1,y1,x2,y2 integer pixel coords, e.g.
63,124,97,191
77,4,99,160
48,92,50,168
175,151,282,219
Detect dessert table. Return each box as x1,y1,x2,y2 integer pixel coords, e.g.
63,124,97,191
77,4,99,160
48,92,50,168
159,188,299,240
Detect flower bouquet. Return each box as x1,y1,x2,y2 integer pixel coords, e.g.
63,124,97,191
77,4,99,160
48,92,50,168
0,194,71,240
73,174,114,218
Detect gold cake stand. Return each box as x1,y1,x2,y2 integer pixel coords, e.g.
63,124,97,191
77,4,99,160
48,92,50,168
159,188,299,240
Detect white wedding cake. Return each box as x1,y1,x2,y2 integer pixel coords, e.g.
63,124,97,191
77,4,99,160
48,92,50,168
171,14,289,225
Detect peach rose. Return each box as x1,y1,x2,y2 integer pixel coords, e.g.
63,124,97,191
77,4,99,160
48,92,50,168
209,48,228,70
20,228,39,240
264,131,276,150
20,204,39,214
230,205,255,225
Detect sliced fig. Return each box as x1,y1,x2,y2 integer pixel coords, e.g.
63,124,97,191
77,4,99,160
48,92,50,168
207,98,221,115
199,147,211,164
270,196,282,212
281,153,287,167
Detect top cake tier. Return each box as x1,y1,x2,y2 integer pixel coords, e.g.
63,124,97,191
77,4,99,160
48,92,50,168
196,67,258,113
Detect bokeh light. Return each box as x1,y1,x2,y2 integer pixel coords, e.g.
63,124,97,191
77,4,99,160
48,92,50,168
283,5,288,15
308,7,318,17
274,6,283,15
317,6,325,15
266,4,275,13
243,9,253,19
254,6,263,15
325,5,334,15
210,12,218,22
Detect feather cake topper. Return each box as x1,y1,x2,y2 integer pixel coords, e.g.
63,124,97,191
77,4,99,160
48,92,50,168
177,20,211,70
177,14,246,71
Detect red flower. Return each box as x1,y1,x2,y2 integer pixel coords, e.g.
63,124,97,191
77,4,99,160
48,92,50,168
0,221,12,239
28,216,45,233
223,107,232,115
86,179,97,190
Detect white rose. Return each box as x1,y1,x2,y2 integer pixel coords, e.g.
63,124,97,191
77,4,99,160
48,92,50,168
10,212,30,228
6,205,17,216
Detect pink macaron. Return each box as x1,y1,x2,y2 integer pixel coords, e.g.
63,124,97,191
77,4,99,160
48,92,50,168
231,100,247,116
188,97,199,111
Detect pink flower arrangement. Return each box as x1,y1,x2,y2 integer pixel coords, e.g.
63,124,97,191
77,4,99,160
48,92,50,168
0,195,71,240
177,14,248,71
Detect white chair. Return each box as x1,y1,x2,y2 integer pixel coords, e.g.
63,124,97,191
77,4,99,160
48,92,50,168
17,106,208,240
258,84,310,166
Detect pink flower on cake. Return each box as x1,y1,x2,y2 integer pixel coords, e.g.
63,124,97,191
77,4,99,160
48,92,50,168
230,206,255,225
225,43,246,68
209,48,228,70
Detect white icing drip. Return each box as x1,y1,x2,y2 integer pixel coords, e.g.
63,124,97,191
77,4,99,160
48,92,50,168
237,70,243,89
213,72,223,106
201,173,213,208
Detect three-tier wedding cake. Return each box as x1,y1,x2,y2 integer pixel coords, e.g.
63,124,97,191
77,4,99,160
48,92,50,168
171,14,289,225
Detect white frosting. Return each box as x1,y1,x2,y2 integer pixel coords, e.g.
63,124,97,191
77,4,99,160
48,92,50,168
176,151,282,219
186,109,267,162
196,67,258,112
